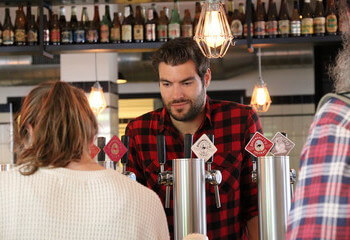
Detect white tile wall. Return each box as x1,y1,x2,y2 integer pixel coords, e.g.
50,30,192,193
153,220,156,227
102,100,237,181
0,124,14,164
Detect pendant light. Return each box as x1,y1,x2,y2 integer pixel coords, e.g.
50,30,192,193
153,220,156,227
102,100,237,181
193,0,233,58
88,53,107,115
250,48,272,112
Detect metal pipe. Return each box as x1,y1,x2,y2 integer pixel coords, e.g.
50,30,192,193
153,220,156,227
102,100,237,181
173,158,207,240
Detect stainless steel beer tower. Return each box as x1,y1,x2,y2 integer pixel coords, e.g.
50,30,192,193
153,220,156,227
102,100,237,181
158,134,221,240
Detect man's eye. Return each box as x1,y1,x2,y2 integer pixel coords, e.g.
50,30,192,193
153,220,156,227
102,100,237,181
183,82,192,86
162,82,170,87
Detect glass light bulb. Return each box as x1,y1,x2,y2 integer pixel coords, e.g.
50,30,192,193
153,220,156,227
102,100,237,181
250,83,272,112
88,82,107,115
203,10,226,48
256,87,267,105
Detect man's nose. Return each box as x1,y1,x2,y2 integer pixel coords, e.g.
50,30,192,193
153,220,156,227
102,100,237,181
172,84,185,99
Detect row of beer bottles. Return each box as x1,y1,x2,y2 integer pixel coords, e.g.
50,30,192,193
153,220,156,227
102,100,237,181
231,0,339,39
0,3,201,46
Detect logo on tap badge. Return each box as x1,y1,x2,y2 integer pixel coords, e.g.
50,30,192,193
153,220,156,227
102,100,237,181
245,132,274,158
103,135,128,162
191,134,217,162
270,132,295,156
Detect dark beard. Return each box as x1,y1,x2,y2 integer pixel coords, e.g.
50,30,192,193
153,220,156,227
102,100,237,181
332,35,350,93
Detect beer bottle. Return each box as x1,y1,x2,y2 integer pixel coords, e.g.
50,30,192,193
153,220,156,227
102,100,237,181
193,2,202,35
50,14,60,45
157,10,169,41
87,5,100,43
278,0,290,37
100,5,112,43
238,3,245,36
43,14,50,45
60,6,72,44
70,6,79,43
168,5,181,39
244,2,255,38
3,8,14,46
110,12,121,43
74,7,86,44
0,21,3,45
314,0,325,36
134,6,145,43
26,2,32,25
15,5,27,46
27,15,38,45
266,0,278,38
181,9,193,38
59,6,66,30
227,0,234,26
255,0,265,38
151,3,159,22
146,8,157,42
231,1,243,38
301,0,313,36
291,0,301,36
122,5,134,43
325,0,337,35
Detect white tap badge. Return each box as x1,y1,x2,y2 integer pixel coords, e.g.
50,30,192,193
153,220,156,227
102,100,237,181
270,132,295,156
191,134,217,162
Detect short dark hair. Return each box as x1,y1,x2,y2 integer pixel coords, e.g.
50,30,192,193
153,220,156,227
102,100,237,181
151,38,210,81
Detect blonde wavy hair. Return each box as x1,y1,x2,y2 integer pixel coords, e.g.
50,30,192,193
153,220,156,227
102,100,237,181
15,81,98,175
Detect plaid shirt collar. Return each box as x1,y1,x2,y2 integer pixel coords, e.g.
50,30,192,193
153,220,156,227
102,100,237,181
158,95,213,134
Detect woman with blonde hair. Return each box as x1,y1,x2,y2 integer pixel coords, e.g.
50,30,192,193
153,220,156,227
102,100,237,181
0,81,169,240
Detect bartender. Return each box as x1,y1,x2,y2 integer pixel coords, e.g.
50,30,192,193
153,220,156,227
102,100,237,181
125,38,261,240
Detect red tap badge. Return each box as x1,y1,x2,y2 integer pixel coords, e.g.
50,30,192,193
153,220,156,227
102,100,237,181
103,135,128,162
89,144,101,159
245,132,274,158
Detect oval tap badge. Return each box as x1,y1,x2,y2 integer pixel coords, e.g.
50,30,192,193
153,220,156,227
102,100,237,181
103,135,128,162
245,132,274,158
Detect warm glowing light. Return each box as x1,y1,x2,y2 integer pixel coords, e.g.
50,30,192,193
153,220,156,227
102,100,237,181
250,84,272,112
88,82,107,115
203,11,226,48
116,79,127,84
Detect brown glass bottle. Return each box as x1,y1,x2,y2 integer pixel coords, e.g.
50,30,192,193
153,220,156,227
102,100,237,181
266,0,278,38
301,0,313,36
15,5,27,46
193,2,201,34
314,0,325,36
146,8,157,42
3,8,14,45
50,14,60,45
231,1,243,38
26,3,32,26
325,0,337,35
0,21,3,45
227,0,234,26
157,10,168,42
111,12,121,43
290,0,301,36
244,2,255,38
27,15,38,45
255,0,265,38
278,0,290,37
122,5,134,43
74,7,86,44
181,9,193,38
43,14,50,45
87,5,100,43
134,6,145,43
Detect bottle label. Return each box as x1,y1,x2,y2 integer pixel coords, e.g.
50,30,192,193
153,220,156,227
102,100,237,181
87,30,98,43
243,24,254,37
51,29,60,43
326,14,337,33
61,30,73,43
15,29,26,42
181,24,193,38
254,21,265,37
122,25,132,41
74,29,85,43
157,24,168,40
291,20,301,36
100,24,110,43
146,23,156,41
169,23,180,39
314,17,325,34
266,20,278,35
110,27,121,41
3,29,14,44
28,30,38,43
134,24,144,41
231,20,243,37
278,20,290,35
44,29,50,43
301,18,313,35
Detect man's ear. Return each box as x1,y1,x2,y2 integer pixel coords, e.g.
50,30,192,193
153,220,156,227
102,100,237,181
204,68,212,88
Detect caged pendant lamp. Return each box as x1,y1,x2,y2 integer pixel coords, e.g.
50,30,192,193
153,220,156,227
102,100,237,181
193,0,233,58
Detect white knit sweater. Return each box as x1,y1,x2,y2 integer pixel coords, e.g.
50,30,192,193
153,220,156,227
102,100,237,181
0,167,169,240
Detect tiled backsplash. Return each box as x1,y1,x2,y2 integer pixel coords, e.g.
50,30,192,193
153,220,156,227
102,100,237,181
259,104,315,174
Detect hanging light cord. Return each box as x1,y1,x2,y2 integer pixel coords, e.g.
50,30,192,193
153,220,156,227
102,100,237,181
258,48,264,84
95,52,98,83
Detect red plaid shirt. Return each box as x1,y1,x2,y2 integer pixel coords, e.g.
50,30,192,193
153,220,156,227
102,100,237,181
126,97,262,240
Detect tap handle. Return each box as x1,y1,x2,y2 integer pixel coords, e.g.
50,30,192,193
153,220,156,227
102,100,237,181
207,134,214,164
121,135,129,165
97,137,106,161
214,185,221,208
157,135,166,165
184,134,193,158
165,186,171,208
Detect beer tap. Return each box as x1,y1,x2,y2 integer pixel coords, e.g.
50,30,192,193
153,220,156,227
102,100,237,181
205,134,222,208
121,135,136,181
157,134,173,208
250,134,258,183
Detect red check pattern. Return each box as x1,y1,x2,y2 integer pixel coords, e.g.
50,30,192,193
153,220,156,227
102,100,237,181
286,97,350,240
126,97,262,240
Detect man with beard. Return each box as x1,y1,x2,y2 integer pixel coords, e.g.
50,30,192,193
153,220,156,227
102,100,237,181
125,38,261,240
286,1,350,239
